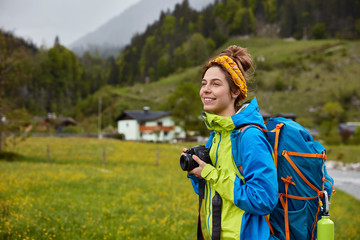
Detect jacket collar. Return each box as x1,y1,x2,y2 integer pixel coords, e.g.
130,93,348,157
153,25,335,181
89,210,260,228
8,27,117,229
202,97,266,131
201,112,235,132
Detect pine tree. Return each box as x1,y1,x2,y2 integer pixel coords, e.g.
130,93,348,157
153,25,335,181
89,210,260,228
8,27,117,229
0,30,34,152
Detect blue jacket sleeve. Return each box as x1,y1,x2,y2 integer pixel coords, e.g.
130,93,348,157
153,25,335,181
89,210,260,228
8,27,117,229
233,127,278,215
187,173,201,195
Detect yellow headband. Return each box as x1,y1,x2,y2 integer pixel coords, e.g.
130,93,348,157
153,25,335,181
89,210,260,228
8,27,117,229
209,56,247,99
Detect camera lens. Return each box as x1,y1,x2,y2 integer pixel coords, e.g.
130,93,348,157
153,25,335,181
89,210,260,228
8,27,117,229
180,145,210,172
180,154,190,171
180,153,199,171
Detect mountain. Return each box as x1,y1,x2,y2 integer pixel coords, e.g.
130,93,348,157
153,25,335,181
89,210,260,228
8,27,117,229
70,0,214,57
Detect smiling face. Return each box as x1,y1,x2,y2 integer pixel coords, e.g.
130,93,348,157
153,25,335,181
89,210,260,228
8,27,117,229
200,66,240,117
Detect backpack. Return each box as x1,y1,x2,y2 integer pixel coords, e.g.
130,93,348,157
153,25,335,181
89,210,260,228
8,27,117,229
238,117,335,240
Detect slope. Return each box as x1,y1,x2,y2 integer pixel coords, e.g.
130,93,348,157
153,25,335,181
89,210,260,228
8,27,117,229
73,38,360,133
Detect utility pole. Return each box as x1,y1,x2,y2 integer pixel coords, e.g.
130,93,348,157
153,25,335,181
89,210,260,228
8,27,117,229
98,96,102,139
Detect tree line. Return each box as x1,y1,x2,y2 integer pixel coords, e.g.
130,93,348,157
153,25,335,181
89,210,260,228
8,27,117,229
0,30,120,151
2,0,360,115
116,0,360,85
1,0,360,147
0,32,120,117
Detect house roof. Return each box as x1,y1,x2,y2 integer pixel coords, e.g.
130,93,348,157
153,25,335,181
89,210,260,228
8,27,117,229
116,109,171,122
35,116,77,126
339,122,360,133
259,110,272,118
276,113,297,119
57,117,77,126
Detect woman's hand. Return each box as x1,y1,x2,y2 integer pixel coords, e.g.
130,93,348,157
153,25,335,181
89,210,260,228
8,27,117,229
188,155,207,179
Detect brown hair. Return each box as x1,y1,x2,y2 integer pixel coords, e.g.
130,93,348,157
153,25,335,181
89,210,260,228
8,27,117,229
202,45,254,110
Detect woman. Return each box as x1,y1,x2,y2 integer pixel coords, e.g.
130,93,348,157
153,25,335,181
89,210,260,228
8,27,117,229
184,45,278,239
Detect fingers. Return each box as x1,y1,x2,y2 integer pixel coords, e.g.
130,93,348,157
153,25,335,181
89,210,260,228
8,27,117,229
192,155,205,166
189,166,203,179
182,150,207,179
192,154,200,163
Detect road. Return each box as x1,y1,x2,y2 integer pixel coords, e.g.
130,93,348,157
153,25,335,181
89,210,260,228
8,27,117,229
326,161,360,200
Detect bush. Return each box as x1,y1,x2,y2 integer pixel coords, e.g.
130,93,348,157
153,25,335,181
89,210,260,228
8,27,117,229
61,125,83,134
349,127,360,145
256,60,273,71
274,78,287,91
0,151,22,161
324,134,342,145
319,120,341,145
311,23,327,39
110,133,125,140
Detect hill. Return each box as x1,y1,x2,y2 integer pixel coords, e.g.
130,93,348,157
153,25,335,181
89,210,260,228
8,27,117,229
73,37,360,137
115,0,360,86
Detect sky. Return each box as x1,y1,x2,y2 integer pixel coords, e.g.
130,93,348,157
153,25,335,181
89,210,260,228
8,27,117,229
0,0,142,47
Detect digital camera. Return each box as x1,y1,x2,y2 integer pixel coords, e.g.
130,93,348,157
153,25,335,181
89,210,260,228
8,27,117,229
180,145,212,171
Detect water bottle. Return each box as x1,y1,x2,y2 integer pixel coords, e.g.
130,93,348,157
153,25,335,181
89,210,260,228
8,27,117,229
317,191,334,240
317,215,334,240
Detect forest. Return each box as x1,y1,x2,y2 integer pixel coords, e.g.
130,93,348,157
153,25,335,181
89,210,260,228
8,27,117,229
1,0,360,144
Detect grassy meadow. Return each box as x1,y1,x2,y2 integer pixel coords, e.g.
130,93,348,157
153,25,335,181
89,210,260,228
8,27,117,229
0,138,199,239
326,144,360,163
1,137,360,239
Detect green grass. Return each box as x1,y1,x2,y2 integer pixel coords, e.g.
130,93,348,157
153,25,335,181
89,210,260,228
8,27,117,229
218,38,343,63
1,137,360,239
326,145,360,163
0,138,199,239
330,190,360,240
111,66,202,109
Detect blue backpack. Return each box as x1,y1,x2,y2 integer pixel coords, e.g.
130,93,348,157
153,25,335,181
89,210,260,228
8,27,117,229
239,117,335,240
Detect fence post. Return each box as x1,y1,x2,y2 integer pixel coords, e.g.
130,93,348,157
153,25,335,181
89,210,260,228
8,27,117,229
103,147,106,165
156,149,159,166
47,144,50,162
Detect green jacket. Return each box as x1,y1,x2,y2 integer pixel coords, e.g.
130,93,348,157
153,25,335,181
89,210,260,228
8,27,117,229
189,98,278,239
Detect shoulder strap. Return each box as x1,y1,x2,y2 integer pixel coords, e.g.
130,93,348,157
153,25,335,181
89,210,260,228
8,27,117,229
237,124,276,236
238,124,262,133
197,180,205,240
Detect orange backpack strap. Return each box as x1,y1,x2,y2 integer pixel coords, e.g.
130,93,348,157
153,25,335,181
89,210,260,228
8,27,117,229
238,124,265,133
246,123,284,168
281,176,296,240
261,123,284,168
238,125,252,133
282,150,321,194
238,165,243,174
264,215,274,235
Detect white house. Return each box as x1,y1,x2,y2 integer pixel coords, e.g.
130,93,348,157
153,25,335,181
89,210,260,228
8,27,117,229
116,107,186,142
